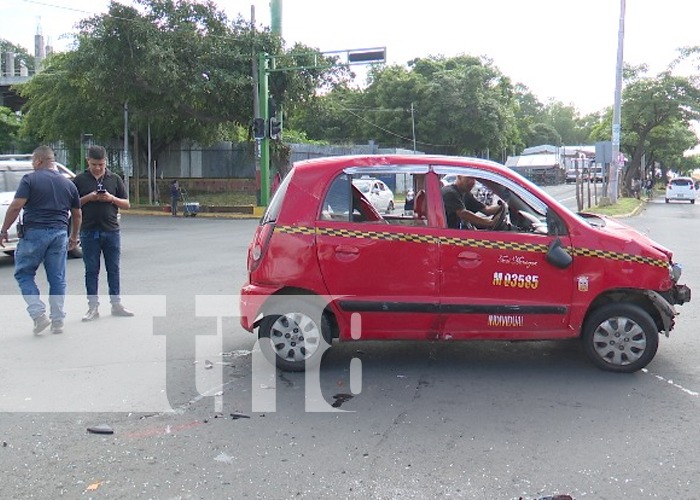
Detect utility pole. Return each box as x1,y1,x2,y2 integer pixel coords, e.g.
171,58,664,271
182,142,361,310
251,5,261,205
410,103,416,152
609,0,626,204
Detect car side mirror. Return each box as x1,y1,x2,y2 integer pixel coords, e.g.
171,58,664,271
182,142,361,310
546,237,572,269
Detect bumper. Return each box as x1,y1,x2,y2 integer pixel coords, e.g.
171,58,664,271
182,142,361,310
667,284,691,306
239,282,282,332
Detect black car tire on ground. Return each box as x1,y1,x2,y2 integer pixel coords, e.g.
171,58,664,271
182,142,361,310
581,303,659,373
258,296,333,372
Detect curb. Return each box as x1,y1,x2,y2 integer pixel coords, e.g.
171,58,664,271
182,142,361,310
123,209,260,220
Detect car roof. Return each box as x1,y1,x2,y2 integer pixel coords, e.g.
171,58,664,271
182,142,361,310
0,154,33,160
0,160,75,178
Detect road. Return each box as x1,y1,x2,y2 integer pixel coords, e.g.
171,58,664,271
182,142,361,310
1,199,699,499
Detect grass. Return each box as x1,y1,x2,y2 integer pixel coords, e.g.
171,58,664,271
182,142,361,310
585,196,644,217
179,192,257,206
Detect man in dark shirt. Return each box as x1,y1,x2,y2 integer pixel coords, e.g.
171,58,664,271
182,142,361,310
73,145,133,321
441,175,502,229
0,146,82,334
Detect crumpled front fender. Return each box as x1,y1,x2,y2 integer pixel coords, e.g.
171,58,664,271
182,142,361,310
643,290,678,338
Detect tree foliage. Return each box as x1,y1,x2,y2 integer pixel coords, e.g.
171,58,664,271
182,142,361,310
15,0,344,170
0,106,22,150
289,55,521,158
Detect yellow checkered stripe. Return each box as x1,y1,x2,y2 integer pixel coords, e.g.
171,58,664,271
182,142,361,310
277,225,547,252
440,237,547,253
276,225,668,268
277,226,316,236
572,247,666,268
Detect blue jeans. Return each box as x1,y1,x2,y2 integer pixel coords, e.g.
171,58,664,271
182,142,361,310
14,228,68,321
80,230,122,307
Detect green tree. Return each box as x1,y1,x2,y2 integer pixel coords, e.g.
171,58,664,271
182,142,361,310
0,106,21,151
16,0,343,171
291,55,520,157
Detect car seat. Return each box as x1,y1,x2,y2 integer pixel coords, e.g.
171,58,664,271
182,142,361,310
414,190,427,219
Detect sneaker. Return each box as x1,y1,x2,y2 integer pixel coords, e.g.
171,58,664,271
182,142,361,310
33,314,51,334
111,304,134,317
51,320,64,334
82,307,100,322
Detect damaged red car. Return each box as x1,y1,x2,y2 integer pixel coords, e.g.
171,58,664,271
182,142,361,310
240,155,690,373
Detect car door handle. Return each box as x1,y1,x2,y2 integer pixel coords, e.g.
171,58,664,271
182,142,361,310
334,245,360,262
456,251,482,268
335,245,359,255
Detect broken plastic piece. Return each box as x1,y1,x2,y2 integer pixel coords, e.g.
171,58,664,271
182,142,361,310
87,424,114,434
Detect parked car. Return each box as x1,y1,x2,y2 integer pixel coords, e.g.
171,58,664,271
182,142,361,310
665,177,696,204
565,169,578,184
240,155,691,373
0,159,82,257
351,177,394,213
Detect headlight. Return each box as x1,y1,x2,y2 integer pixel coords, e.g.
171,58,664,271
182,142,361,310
669,263,682,283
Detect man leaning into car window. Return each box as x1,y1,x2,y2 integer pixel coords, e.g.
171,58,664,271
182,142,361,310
441,175,502,229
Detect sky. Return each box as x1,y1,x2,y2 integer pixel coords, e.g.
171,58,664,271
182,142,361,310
2,0,700,116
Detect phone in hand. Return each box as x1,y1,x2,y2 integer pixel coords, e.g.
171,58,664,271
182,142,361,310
97,188,107,194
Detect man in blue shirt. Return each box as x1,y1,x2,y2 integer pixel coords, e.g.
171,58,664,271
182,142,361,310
0,146,82,334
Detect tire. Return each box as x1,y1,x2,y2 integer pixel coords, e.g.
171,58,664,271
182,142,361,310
582,303,659,373
691,199,695,204
665,198,669,203
258,296,332,372
386,201,394,214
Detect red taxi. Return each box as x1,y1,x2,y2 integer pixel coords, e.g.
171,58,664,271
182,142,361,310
240,155,691,373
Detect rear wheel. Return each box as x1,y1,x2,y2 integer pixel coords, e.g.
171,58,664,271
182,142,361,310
582,303,658,373
258,296,332,372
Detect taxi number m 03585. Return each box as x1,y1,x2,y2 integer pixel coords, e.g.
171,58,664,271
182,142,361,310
492,272,539,289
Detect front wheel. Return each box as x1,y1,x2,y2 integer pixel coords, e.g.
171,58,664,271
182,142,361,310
258,296,332,372
582,303,658,373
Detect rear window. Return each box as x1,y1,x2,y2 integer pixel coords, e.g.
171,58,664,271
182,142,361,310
670,179,692,187
0,170,28,193
261,170,293,224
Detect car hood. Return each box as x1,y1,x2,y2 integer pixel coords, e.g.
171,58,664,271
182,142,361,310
580,213,672,259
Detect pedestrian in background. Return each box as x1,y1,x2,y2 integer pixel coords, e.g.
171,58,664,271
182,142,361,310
73,145,134,321
0,146,82,334
170,179,180,216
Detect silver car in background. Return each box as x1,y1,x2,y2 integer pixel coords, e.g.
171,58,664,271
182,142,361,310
0,159,82,257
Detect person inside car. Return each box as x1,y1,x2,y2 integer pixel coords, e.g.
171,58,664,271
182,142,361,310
441,175,503,229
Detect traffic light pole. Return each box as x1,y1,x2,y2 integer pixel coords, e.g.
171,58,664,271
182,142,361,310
256,47,385,206
258,53,271,205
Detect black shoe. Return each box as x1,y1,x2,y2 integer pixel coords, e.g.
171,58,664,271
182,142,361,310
33,314,51,334
111,304,134,317
82,307,100,322
51,320,64,334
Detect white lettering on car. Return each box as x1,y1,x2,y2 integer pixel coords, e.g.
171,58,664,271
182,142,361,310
488,315,525,327
497,254,539,269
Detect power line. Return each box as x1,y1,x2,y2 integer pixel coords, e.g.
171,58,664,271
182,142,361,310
331,101,455,149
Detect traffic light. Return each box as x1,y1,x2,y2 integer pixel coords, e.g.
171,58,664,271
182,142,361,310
252,118,265,140
269,116,282,140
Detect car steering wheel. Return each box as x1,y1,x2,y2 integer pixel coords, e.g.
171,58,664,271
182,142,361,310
491,202,509,231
